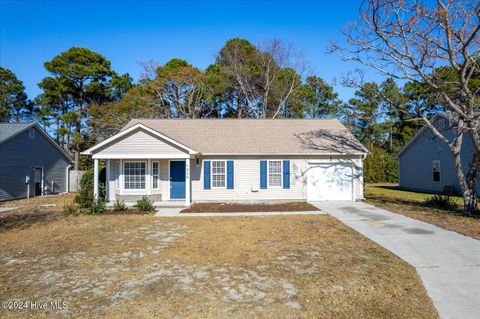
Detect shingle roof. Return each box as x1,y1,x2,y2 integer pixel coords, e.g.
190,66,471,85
0,123,34,144
122,119,367,155
0,122,73,161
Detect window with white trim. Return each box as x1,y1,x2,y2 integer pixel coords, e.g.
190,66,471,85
152,161,160,189
211,160,226,188
124,162,146,189
268,160,282,188
433,160,441,182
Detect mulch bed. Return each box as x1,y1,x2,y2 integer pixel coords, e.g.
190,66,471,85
181,202,320,213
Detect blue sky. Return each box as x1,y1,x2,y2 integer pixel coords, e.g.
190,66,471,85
0,0,378,102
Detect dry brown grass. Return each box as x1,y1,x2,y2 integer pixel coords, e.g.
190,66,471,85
0,193,76,232
366,183,480,240
0,205,437,319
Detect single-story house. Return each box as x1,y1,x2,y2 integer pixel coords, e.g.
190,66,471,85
397,112,478,194
0,123,73,201
82,119,368,206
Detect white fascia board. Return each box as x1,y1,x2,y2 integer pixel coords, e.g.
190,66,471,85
92,153,191,159
82,123,198,156
200,152,367,156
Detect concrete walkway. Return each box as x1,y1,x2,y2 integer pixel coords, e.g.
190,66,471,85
155,208,325,217
313,202,480,319
0,207,18,213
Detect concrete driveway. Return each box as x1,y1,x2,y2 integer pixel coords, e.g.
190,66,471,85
313,202,480,319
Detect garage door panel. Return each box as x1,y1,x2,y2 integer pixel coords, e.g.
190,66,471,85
307,163,353,201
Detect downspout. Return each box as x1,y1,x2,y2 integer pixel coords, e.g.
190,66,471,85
66,164,72,193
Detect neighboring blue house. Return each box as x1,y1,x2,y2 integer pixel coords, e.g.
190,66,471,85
397,112,477,195
0,123,72,201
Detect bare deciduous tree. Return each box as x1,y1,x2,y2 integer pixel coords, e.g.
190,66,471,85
221,39,307,118
329,0,480,214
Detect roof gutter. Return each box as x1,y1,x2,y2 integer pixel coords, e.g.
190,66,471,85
200,152,368,156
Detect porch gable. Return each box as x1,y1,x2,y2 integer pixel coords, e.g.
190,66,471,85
90,127,192,159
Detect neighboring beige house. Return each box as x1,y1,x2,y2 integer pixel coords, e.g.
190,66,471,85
82,119,368,206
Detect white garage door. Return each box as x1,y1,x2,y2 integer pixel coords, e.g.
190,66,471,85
307,163,354,201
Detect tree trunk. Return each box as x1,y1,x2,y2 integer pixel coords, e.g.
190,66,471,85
451,133,479,215
463,189,477,215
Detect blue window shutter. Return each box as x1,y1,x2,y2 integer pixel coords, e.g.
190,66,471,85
283,160,290,189
227,160,234,189
204,160,211,189
260,160,267,189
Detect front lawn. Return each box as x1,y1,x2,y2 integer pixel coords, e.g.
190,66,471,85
181,202,319,213
365,183,480,240
0,195,437,318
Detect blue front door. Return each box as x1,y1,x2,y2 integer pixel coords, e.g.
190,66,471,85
170,161,186,199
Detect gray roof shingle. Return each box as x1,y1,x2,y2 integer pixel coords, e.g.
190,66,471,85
123,119,368,155
0,123,34,144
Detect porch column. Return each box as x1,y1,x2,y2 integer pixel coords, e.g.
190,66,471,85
106,159,110,202
93,158,99,201
185,159,191,206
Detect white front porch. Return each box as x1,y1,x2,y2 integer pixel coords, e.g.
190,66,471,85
93,156,192,207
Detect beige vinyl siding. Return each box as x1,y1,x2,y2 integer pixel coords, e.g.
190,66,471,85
105,156,363,203
191,156,364,202
107,159,118,201
159,159,170,199
95,129,188,158
191,157,306,202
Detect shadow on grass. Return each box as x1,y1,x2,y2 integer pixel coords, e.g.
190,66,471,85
365,195,466,216
365,194,480,218
0,211,60,232
371,185,404,191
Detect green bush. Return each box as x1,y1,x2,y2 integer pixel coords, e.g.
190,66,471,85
135,196,154,212
63,203,79,216
425,194,457,210
113,200,127,211
75,167,105,208
363,146,398,183
65,199,105,215
88,199,106,214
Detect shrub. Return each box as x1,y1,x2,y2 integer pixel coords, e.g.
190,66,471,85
113,200,127,211
63,203,79,216
363,146,398,183
75,167,105,208
67,199,105,215
88,199,106,214
425,194,457,210
136,196,154,212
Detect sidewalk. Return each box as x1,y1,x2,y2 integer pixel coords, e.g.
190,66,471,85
155,208,326,217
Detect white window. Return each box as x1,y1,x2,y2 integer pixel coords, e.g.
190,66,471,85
211,160,226,188
152,161,160,189
433,160,441,182
28,128,35,139
124,162,146,189
268,160,282,188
